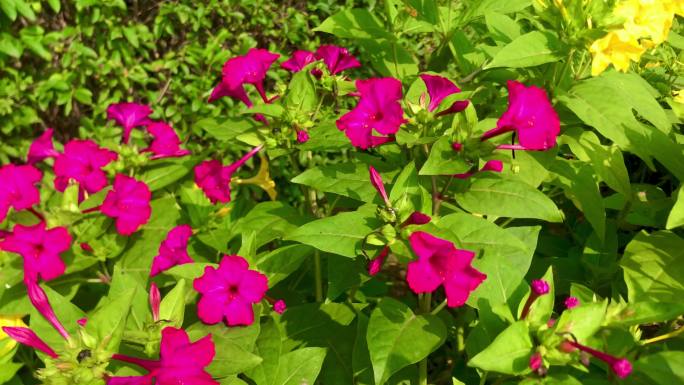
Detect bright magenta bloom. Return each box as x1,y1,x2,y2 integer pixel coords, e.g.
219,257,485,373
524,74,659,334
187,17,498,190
1,222,71,282
54,139,117,194
208,48,280,106
481,81,560,151
101,174,152,236
27,128,59,165
194,146,262,204
419,74,469,115
108,327,218,385
144,122,191,160
193,255,268,326
0,164,42,223
563,340,632,379
281,50,316,72
406,231,486,307
150,225,193,277
107,102,153,144
1,326,58,358
315,45,360,75
336,78,405,149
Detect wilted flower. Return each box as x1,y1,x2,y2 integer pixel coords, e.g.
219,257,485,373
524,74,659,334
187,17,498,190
101,174,152,236
419,74,469,115
194,146,262,204
315,45,361,75
520,279,550,319
281,50,316,72
1,222,71,282
54,139,117,194
193,255,268,326
0,164,42,224
108,327,218,385
406,231,486,307
209,48,280,106
107,102,153,144
562,339,632,379
27,128,60,165
150,225,194,277
336,78,405,149
144,122,191,160
481,81,560,151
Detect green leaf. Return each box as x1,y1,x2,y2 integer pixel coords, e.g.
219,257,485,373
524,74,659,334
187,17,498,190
419,136,470,175
122,26,139,48
315,9,392,40
606,301,684,326
552,301,607,341
232,202,307,247
286,208,382,258
0,362,22,383
243,104,285,118
485,31,563,69
0,33,24,58
1,0,17,21
85,288,136,352
74,88,93,104
29,285,86,350
257,244,313,287
357,39,419,79
468,321,533,375
298,121,349,151
292,163,380,203
390,161,432,216
196,117,257,142
666,186,684,229
140,157,199,191
285,70,318,116
188,320,262,376
14,0,35,21
485,12,521,43
159,279,187,328
633,351,684,384
367,298,446,385
621,231,684,303
273,347,327,385
454,176,563,222
164,262,216,280
245,318,281,385
471,0,532,17
47,0,61,12
19,27,51,60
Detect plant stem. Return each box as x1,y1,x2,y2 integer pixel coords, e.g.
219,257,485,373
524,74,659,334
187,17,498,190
418,293,432,385
479,371,488,385
643,325,684,344
314,249,323,302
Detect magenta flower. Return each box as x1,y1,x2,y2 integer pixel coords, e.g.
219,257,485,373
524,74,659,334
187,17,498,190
296,130,310,143
0,164,42,223
565,296,580,309
454,160,504,179
54,140,117,194
336,78,405,149
406,231,486,307
281,50,316,72
369,166,390,206
150,225,193,277
27,128,59,165
209,48,280,106
419,74,469,115
563,340,632,379
520,279,550,320
108,327,218,385
107,102,153,144
194,146,262,204
401,212,432,226
193,255,268,326
101,174,152,236
1,326,58,358
315,45,361,75
150,283,161,322
143,122,191,160
481,81,560,151
368,246,389,276
25,278,71,340
529,352,543,371
1,222,71,282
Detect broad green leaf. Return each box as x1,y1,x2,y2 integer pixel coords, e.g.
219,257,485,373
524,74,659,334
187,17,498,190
257,244,313,287
0,362,22,383
19,27,50,60
140,157,199,191
164,262,216,280
357,39,418,79
47,0,60,12
454,176,563,222
85,288,136,352
0,0,17,21
159,279,186,328
245,318,281,385
367,298,446,385
633,351,684,384
273,347,327,385
243,104,285,118
605,301,684,326
232,202,307,247
468,321,533,375
196,117,256,141
390,161,432,216
188,319,262,376
178,181,213,228
286,208,382,258
471,0,532,17
485,12,521,43
315,9,393,39
285,70,318,116
485,31,563,69
298,121,349,151
292,163,381,203
552,301,607,341
621,231,684,303
0,33,23,58
420,136,470,175
666,185,684,229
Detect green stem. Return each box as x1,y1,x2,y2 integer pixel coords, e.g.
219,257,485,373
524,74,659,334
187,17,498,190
479,371,488,385
418,293,432,385
314,250,323,302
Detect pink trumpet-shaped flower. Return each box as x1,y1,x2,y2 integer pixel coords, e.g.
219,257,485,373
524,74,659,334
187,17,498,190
194,146,262,204
209,48,280,106
368,246,389,276
563,340,632,379
315,45,361,75
107,102,153,144
369,166,390,205
419,74,469,115
25,278,71,340
1,222,71,282
520,279,550,320
481,81,560,151
565,296,580,309
0,164,42,224
454,160,504,179
1,326,58,358
407,231,486,307
101,174,152,236
336,78,405,149
108,327,218,385
150,225,194,277
54,139,117,194
150,283,161,322
144,122,191,160
281,50,316,72
193,255,268,326
27,128,60,164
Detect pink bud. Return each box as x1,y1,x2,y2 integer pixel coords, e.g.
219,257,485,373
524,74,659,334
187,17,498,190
531,279,550,295
452,142,463,152
612,358,633,379
2,326,58,358
564,296,580,309
368,246,389,276
296,130,310,143
529,352,542,371
273,300,287,314
77,318,87,327
149,283,161,322
369,166,389,205
24,278,70,340
80,243,94,253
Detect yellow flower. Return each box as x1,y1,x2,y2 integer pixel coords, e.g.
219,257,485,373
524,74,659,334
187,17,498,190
615,0,674,44
674,90,684,104
233,155,277,201
590,30,646,76
0,315,27,357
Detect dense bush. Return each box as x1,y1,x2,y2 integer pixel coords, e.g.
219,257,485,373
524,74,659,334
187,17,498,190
1,1,684,385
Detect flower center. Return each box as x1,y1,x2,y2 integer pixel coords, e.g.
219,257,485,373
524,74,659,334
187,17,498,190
227,285,240,299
